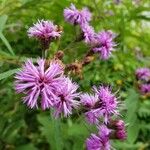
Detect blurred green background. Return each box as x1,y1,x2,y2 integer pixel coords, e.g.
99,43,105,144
0,0,150,149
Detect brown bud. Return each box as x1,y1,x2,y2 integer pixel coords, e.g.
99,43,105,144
54,50,64,60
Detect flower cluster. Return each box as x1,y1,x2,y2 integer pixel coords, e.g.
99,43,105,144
15,59,80,117
136,68,150,95
81,86,119,124
86,119,126,150
80,86,126,150
14,3,126,150
64,4,116,60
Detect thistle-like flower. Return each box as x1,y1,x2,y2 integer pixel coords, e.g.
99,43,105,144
64,4,92,25
28,20,62,49
15,59,64,110
115,129,127,140
80,93,99,124
81,24,96,44
53,77,80,117
136,68,150,81
86,125,111,150
94,86,119,123
80,86,119,124
93,30,116,60
140,84,150,94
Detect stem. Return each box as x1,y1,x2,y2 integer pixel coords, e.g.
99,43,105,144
42,49,48,59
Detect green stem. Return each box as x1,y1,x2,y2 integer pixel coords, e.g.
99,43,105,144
42,50,47,59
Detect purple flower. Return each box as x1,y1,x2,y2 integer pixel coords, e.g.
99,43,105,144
115,129,127,140
93,86,119,123
93,30,116,60
53,77,80,117
110,119,125,130
64,4,92,25
81,24,96,44
28,20,62,45
136,68,150,81
80,93,99,124
86,125,111,150
140,84,150,94
80,93,98,108
81,86,119,124
15,59,64,110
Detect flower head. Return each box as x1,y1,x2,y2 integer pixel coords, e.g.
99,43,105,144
64,4,92,25
93,30,116,60
115,129,127,140
81,24,96,44
94,86,119,123
110,119,125,130
86,125,111,150
80,86,119,124
15,59,64,110
140,84,150,94
53,77,80,117
136,68,150,81
80,93,98,108
28,20,62,47
80,93,99,124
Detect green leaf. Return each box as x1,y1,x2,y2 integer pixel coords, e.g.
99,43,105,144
37,114,63,150
0,32,14,55
125,89,139,122
127,115,140,144
125,89,140,144
0,15,8,32
0,68,20,80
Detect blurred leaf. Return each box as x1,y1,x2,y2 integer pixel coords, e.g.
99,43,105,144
0,68,19,80
0,15,8,32
125,89,139,122
127,115,140,144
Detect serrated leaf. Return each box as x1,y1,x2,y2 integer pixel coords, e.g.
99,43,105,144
0,68,20,80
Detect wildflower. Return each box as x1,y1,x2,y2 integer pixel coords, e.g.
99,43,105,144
64,4,92,25
80,93,99,124
93,30,116,60
140,84,150,94
15,59,64,110
86,125,111,150
81,86,119,124
93,86,119,123
53,77,80,117
28,20,62,49
81,24,96,44
115,129,127,140
109,119,125,130
136,68,150,81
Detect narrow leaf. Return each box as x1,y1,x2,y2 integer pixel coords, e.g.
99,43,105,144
0,68,19,80
0,32,15,55
0,15,8,32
